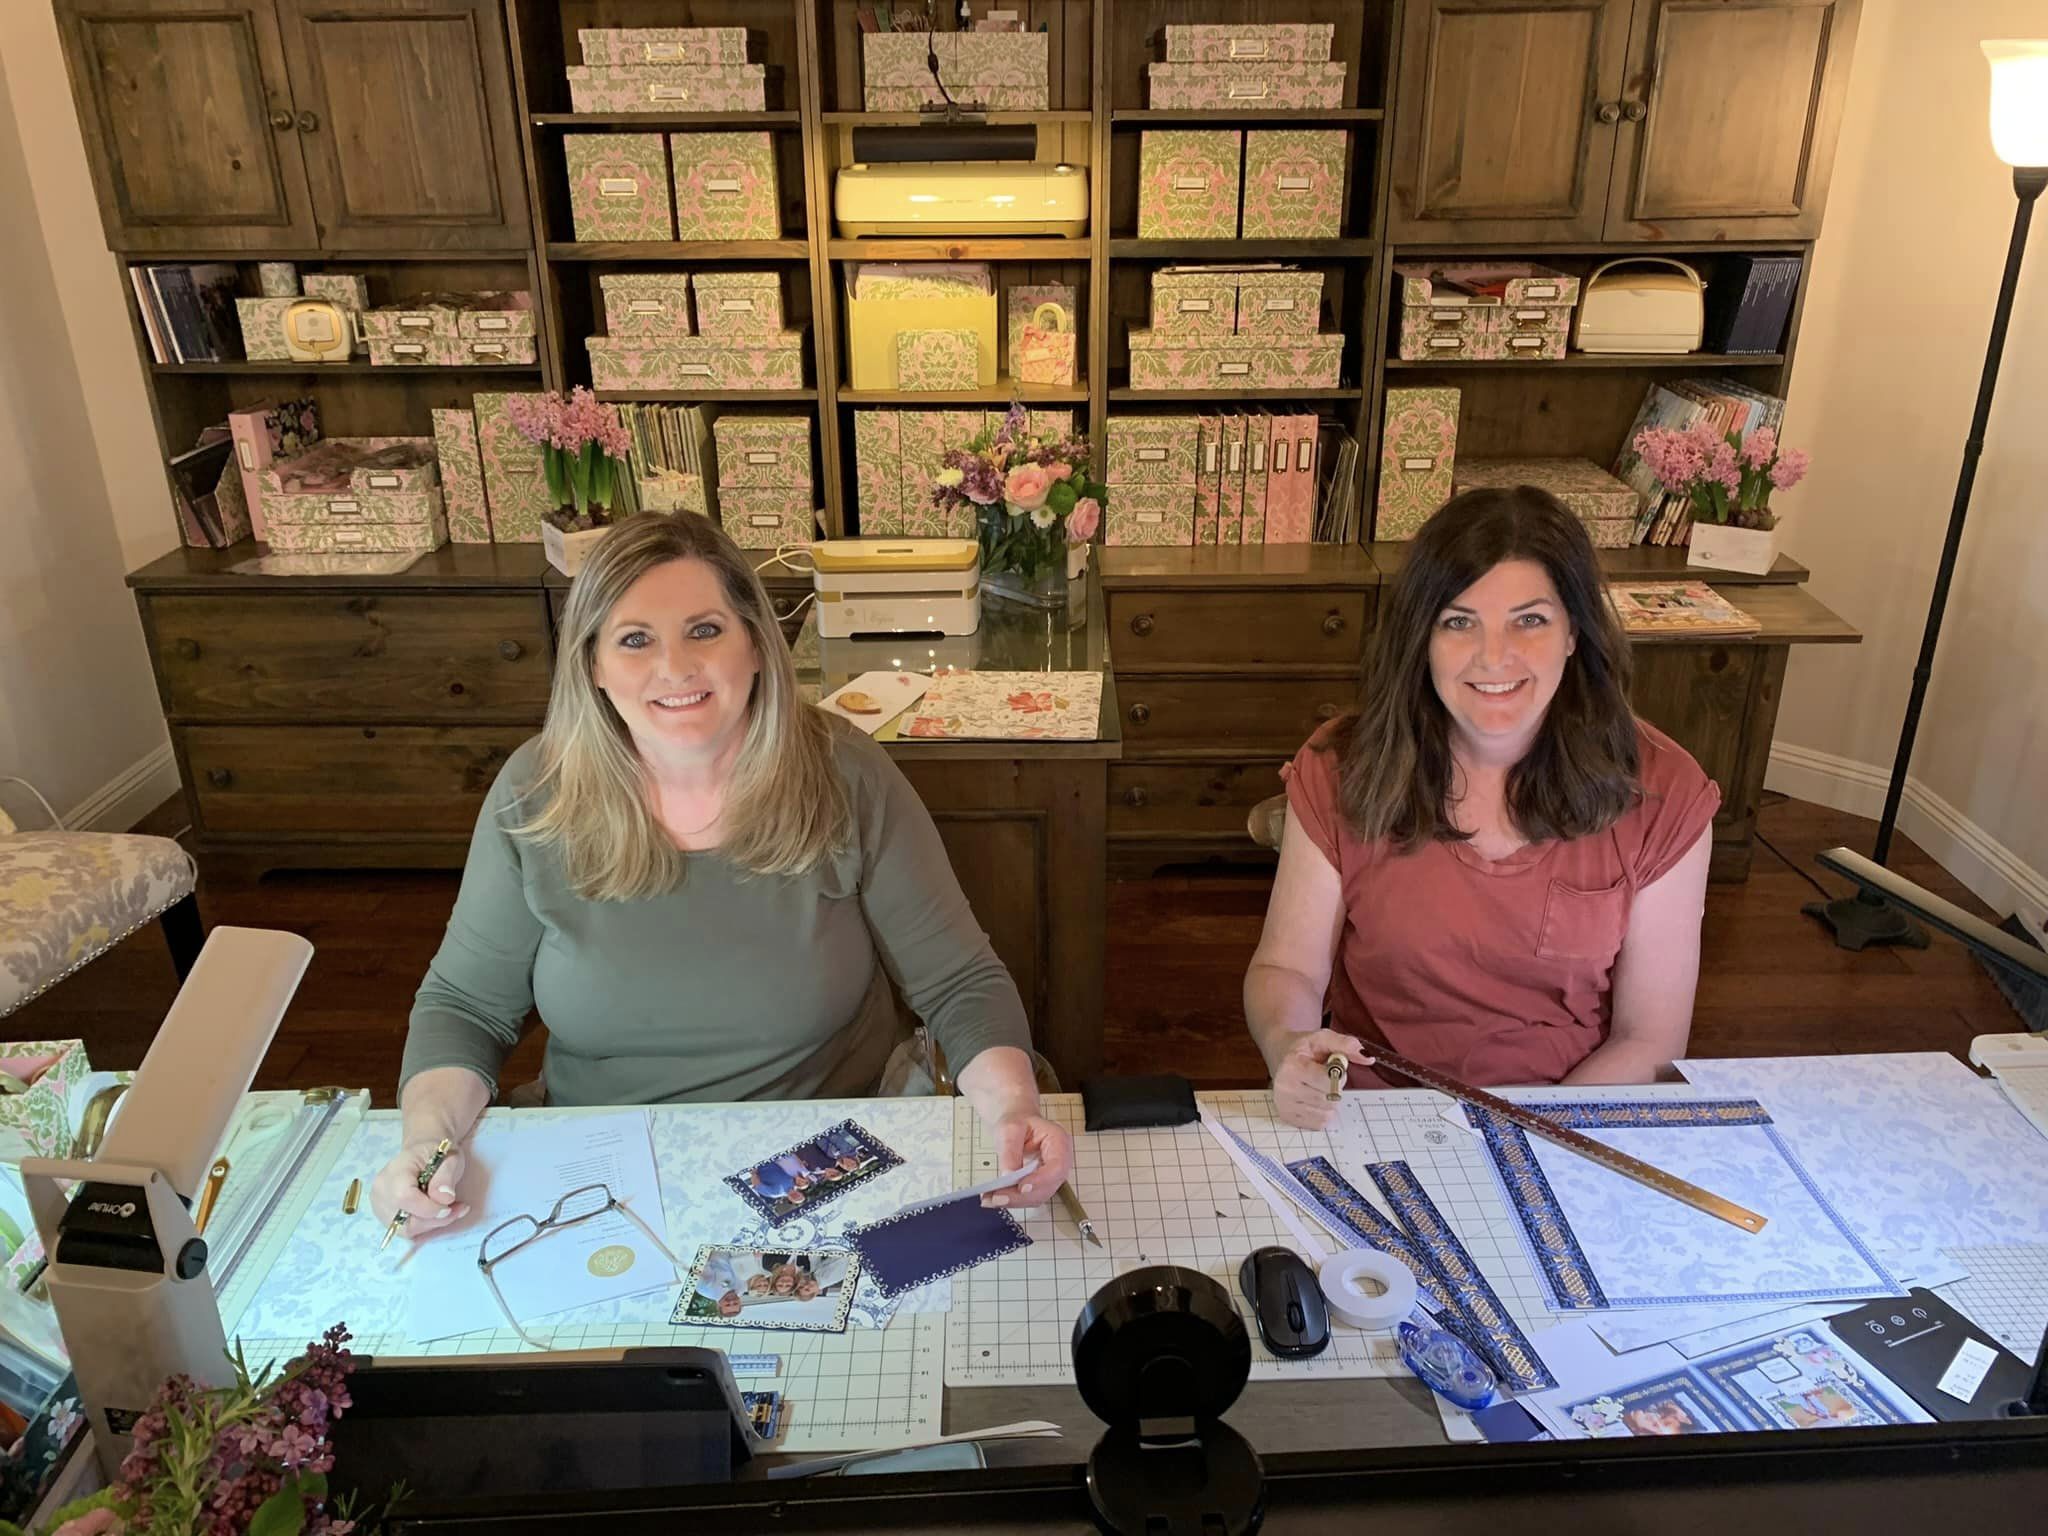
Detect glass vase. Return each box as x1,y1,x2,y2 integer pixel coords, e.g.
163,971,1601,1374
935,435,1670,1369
977,503,1070,612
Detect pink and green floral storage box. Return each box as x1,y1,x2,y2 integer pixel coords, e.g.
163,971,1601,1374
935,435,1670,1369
360,301,460,341
853,410,904,534
670,132,780,241
1006,283,1075,375
367,335,462,367
1105,485,1196,546
564,134,674,241
600,273,693,337
1396,262,1581,309
1126,331,1342,390
432,407,492,542
692,270,784,335
1241,130,1346,239
1146,63,1346,110
1149,270,1237,335
301,272,370,310
473,392,551,542
721,488,814,548
266,499,448,554
586,331,806,391
1395,261,1577,360
1107,416,1200,484
578,27,749,66
1137,131,1243,240
895,328,978,390
234,297,298,360
863,32,1047,110
459,335,538,366
566,64,766,114
458,291,536,340
1234,271,1323,335
1376,387,1460,541
1453,456,1639,547
713,414,813,493
1162,23,1335,62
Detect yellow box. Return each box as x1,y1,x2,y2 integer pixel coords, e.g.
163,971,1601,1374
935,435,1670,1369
844,293,998,390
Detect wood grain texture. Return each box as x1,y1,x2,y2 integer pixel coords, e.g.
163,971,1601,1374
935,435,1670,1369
1115,676,1359,756
144,592,554,721
1109,759,1290,839
1368,541,1811,584
1108,588,1370,670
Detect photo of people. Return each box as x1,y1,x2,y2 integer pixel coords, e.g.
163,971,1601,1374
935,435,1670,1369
1566,1380,1732,1439
675,1245,860,1333
725,1119,902,1221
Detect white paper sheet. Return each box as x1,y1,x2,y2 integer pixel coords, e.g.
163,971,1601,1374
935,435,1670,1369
819,670,931,734
406,1110,675,1342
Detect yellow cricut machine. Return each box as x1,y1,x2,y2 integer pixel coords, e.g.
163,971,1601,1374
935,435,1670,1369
811,537,982,638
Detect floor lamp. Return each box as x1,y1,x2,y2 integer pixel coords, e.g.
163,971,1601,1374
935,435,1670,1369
1809,39,2048,950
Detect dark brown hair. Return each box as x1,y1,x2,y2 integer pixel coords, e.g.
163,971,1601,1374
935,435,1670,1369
1333,485,1640,850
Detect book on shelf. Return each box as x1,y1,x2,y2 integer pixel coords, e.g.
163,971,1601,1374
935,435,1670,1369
135,263,244,364
1605,580,1762,637
1702,254,1802,355
167,430,239,548
1612,378,1788,547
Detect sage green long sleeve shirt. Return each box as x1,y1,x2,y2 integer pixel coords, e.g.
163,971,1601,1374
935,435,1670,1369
399,724,1030,1106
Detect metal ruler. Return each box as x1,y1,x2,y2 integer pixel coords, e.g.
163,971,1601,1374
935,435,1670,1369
1366,1048,1768,1234
213,1087,368,1332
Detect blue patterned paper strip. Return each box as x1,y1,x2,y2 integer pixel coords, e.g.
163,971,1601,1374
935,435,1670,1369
1284,1156,1450,1318
1511,1099,1774,1130
1467,1107,1609,1311
1366,1161,1556,1392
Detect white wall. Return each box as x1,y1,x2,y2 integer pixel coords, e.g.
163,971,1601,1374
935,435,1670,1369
0,19,177,831
1768,0,2048,933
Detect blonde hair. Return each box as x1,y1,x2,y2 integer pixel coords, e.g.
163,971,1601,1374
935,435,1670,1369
510,513,850,900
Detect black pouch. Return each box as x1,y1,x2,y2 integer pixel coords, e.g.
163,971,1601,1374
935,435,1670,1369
1080,1074,1199,1132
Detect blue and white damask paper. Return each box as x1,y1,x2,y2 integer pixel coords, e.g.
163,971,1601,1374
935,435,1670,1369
233,1098,958,1355
1471,1096,1900,1313
1676,1053,2048,1252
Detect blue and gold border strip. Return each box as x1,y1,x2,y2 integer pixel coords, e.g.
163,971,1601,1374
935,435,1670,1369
1468,1107,1608,1311
1286,1156,1459,1318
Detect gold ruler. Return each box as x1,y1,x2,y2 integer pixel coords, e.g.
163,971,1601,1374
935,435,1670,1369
1367,1048,1769,1234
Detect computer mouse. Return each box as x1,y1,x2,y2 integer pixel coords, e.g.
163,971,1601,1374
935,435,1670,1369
1237,1245,1329,1359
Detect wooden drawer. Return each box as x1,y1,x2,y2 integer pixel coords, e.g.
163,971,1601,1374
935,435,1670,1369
1109,760,1287,839
181,724,531,840
1108,588,1370,670
146,593,552,721
1114,677,1354,755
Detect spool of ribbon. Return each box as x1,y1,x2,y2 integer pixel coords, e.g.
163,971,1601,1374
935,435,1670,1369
1318,1249,1418,1331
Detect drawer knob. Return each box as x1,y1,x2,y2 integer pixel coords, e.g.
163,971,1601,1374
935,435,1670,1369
1322,613,1346,637
295,110,320,133
449,681,467,696
1124,786,1149,808
1128,703,1151,725
1623,100,1647,123
498,639,524,661
173,637,200,661
1130,613,1156,638
206,768,233,788
1595,100,1621,124
268,109,294,131
1315,702,1341,721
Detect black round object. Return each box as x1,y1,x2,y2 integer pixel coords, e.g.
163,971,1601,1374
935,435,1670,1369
1086,1420,1264,1536
1071,1266,1252,1428
176,1238,208,1280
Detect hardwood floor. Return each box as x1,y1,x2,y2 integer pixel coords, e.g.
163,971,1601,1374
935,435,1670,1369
12,795,2026,1103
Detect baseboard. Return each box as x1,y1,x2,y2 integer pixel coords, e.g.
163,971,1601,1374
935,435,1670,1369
65,741,180,834
1766,742,2048,937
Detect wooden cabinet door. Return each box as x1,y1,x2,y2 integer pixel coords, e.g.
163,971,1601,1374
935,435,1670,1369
54,0,317,252
1607,0,1861,240
1389,0,1635,244
273,0,528,250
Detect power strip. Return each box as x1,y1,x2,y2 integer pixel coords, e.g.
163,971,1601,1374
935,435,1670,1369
1970,1034,2048,1141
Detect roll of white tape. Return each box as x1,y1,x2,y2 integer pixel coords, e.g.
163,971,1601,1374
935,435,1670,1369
1320,1250,1418,1332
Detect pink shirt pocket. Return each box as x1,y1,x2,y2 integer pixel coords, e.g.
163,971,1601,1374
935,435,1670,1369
1535,878,1631,964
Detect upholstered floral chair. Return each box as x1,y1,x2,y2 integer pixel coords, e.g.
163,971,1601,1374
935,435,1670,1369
0,780,203,1019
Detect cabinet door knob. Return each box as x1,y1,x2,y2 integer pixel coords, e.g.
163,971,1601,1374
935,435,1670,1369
295,110,319,132
1595,101,1621,124
498,639,524,661
1130,613,1155,637
269,109,295,131
172,637,200,661
206,768,233,788
1623,100,1647,122
1128,703,1151,725
1315,702,1341,721
1322,613,1346,637
1124,786,1149,808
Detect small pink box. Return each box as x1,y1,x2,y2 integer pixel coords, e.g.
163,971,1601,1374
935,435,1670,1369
714,414,813,493
566,64,766,115
564,133,673,242
1105,485,1196,547
578,27,750,66
1150,270,1237,335
1241,130,1347,240
670,131,780,241
721,488,814,548
1146,63,1346,110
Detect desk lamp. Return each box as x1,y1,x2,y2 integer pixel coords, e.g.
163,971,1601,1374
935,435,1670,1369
1809,40,2048,949
21,927,314,1473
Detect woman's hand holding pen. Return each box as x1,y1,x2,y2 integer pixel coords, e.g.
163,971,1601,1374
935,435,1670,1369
1272,1029,1375,1130
370,1139,470,1236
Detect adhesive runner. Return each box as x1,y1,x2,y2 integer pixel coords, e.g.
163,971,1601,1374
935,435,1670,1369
1363,1047,1769,1233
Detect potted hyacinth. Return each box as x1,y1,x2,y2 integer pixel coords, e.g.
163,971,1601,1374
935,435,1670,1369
505,387,634,577
1633,420,1810,576
929,403,1104,612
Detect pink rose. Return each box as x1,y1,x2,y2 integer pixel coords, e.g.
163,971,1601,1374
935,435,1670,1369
1004,462,1052,512
1046,461,1074,481
1067,496,1101,542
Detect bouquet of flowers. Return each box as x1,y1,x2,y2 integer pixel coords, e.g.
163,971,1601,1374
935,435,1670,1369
930,403,1105,586
505,387,634,533
3,1327,400,1536
1632,420,1809,531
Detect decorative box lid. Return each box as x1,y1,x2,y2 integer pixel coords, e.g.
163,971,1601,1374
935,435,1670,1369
1397,261,1582,308
1453,456,1639,513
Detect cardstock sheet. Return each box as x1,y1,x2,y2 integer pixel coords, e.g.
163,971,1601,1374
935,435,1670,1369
819,671,931,735
901,670,1104,741
847,1198,1031,1299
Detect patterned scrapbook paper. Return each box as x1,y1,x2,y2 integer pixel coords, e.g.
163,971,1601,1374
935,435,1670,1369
1137,130,1243,240
847,1200,1030,1300
895,329,979,391
1241,130,1347,240
1376,388,1460,541
904,671,1105,741
670,131,780,241
472,392,551,542
600,273,693,337
564,133,673,242
432,408,493,543
566,64,765,114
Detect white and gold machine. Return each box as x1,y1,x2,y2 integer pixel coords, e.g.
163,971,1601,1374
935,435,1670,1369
811,537,981,638
1572,257,1707,354
834,162,1089,237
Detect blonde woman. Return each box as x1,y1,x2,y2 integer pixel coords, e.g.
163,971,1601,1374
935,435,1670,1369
372,514,1071,1233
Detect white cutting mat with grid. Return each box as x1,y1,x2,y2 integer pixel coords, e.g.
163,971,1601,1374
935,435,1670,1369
944,1090,1556,1387
1937,1243,2048,1363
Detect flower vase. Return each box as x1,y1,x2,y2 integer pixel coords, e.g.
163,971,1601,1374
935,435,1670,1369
978,502,1070,612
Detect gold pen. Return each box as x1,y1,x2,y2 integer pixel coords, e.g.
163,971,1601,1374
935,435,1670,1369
194,1157,230,1235
381,1137,454,1251
1325,1054,1348,1102
1056,1181,1101,1247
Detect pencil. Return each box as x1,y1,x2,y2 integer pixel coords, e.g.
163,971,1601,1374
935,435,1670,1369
380,1138,454,1251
